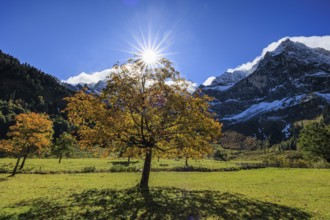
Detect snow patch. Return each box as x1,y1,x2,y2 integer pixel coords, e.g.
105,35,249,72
202,84,233,91
281,124,291,139
210,71,246,87
223,95,308,121
270,84,284,92
315,92,330,102
308,72,329,77
203,76,216,86
224,99,239,103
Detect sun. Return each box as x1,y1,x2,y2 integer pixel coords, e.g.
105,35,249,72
135,45,163,69
125,30,173,69
139,48,161,66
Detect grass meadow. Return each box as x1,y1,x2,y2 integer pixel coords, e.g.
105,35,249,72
0,159,329,219
0,158,241,173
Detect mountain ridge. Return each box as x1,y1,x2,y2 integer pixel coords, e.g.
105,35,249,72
200,38,330,143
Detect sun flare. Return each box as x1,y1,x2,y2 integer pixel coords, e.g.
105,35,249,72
135,45,163,69
126,30,173,69
140,48,160,66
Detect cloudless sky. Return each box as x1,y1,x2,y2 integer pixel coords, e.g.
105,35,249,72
1,0,330,83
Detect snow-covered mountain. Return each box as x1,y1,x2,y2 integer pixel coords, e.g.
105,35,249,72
62,68,114,94
200,37,330,143
202,71,247,91
63,70,198,94
63,80,108,95
203,36,330,91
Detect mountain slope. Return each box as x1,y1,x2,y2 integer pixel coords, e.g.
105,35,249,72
0,50,73,114
200,39,330,143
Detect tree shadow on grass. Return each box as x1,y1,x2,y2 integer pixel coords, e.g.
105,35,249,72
0,177,8,182
3,187,310,220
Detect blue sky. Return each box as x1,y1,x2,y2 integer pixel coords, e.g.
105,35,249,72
1,0,330,84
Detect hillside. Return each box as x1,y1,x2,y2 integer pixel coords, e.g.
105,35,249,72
0,50,73,139
0,50,73,114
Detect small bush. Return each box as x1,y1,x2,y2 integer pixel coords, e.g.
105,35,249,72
159,163,169,167
213,149,227,161
82,166,96,173
311,160,330,168
0,164,11,173
235,163,265,169
262,151,311,168
0,166,9,173
110,165,139,172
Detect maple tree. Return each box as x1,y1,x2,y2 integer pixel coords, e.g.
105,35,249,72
65,58,222,189
1,112,53,176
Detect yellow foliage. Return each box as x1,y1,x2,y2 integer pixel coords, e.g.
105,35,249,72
5,112,53,155
0,139,14,154
64,59,222,160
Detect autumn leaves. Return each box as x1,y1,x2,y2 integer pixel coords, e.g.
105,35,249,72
64,59,222,189
0,113,53,176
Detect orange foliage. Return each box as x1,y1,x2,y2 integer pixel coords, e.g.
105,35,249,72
6,112,53,156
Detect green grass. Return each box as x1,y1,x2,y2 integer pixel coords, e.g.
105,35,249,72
0,158,240,173
0,168,329,219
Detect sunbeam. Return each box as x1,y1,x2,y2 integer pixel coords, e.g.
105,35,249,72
125,30,174,70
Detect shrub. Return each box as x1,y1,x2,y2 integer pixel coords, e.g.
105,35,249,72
0,164,10,173
109,165,139,172
159,163,169,167
262,152,311,168
213,149,227,161
82,166,96,173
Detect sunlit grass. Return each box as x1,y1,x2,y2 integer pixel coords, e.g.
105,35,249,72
0,158,240,173
0,168,329,219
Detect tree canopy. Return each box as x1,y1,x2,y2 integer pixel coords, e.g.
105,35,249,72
65,58,222,189
1,112,53,176
298,121,330,162
52,132,77,163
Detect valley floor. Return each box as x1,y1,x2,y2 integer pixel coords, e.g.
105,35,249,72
0,167,329,219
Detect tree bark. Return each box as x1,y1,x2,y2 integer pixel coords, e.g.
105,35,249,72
9,157,21,177
139,148,152,190
127,156,131,164
185,157,189,167
19,154,28,169
19,147,30,169
59,154,62,164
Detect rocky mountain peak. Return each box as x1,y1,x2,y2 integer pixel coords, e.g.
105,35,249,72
266,39,330,67
200,37,330,143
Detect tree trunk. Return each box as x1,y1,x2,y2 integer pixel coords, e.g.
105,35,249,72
9,157,21,177
127,156,131,164
139,148,152,190
59,154,62,164
19,147,30,169
185,157,189,167
19,154,28,169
